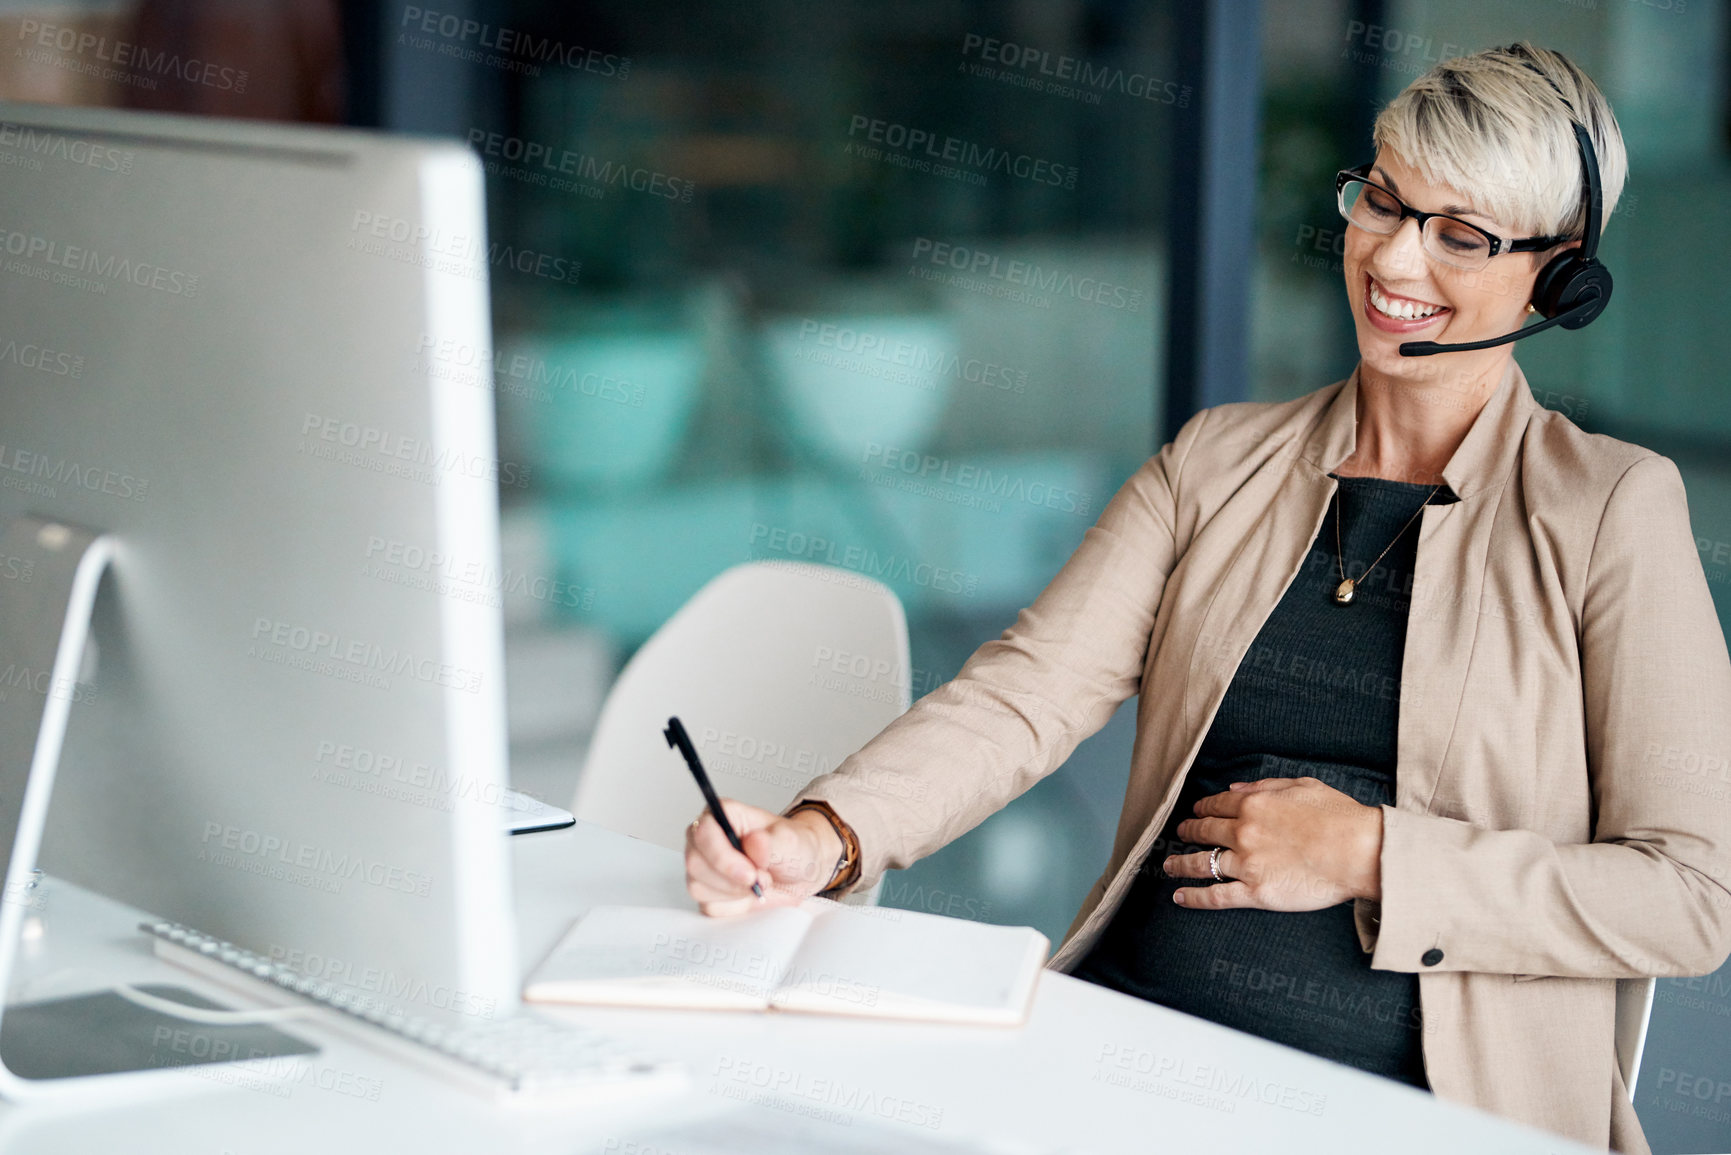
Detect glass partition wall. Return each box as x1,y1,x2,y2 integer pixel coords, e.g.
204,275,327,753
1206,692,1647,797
469,2,1177,940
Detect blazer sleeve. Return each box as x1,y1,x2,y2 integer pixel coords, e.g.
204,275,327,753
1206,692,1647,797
785,407,1210,894
1356,453,1731,977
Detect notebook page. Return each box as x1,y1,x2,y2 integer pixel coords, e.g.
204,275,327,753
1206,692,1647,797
771,900,1048,1023
524,904,815,1010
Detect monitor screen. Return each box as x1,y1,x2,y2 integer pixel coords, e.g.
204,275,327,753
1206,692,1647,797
0,102,518,1019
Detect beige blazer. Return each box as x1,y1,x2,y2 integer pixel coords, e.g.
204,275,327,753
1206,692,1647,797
791,359,1731,1154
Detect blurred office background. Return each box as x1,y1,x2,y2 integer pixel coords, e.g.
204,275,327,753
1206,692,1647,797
1,1,1727,1147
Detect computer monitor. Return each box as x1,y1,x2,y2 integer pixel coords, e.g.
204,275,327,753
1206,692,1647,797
0,101,519,1041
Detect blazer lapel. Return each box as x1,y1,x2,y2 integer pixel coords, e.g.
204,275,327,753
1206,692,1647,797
1178,397,1347,739
1384,360,1537,812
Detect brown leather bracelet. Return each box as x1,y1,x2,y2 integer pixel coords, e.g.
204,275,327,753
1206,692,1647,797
784,799,860,898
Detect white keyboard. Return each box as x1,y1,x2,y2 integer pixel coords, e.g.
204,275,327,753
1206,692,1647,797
140,920,687,1105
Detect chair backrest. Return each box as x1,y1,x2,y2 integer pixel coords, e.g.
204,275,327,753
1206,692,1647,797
1615,976,1655,1098
571,561,910,905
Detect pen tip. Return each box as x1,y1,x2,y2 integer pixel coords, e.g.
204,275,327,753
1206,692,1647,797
752,882,765,899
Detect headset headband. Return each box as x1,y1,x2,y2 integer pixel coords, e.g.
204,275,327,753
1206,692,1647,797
1506,44,1602,262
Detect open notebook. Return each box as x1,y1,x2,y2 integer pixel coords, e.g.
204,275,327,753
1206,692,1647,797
525,897,1050,1026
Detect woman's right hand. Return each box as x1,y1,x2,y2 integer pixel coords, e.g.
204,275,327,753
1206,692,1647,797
684,799,844,916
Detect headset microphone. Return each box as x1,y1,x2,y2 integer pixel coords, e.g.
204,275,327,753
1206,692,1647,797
1397,273,1604,355
1398,50,1613,357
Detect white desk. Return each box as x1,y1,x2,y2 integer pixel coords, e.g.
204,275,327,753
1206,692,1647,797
0,821,1597,1154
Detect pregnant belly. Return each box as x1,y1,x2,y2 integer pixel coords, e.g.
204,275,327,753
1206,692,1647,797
1071,753,1428,1088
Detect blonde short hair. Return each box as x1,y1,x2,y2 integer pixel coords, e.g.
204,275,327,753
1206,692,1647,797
1372,42,1627,243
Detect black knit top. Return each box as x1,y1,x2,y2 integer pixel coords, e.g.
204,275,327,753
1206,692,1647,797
1070,471,1458,1090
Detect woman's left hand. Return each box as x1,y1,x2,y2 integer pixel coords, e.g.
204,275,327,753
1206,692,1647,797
1165,777,1384,911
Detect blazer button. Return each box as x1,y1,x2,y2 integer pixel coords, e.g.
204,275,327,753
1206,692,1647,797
1421,948,1444,967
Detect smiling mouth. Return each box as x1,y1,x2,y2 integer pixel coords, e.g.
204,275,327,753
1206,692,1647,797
1366,274,1450,321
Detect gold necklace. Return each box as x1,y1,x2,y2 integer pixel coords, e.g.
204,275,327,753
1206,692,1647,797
1331,479,1444,605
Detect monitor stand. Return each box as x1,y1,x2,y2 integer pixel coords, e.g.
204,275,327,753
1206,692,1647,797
0,517,316,1100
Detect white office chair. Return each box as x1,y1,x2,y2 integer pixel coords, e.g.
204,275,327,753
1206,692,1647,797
1615,976,1655,1098
571,561,911,906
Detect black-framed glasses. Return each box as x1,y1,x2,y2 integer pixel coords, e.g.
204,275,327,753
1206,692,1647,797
1334,163,1570,271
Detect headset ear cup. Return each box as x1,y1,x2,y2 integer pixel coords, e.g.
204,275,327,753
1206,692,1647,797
1530,252,1577,317
1531,254,1613,328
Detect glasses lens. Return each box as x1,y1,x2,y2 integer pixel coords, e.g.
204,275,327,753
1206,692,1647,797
1341,179,1400,232
1423,218,1493,269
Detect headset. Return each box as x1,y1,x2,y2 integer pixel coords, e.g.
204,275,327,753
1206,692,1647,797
1398,46,1614,356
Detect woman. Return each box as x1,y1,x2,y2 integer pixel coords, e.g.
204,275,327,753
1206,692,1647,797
683,43,1731,1155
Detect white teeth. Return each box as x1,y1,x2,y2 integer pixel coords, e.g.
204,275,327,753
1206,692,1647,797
1368,279,1443,321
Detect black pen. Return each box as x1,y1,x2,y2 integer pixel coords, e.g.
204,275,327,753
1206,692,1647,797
664,715,764,899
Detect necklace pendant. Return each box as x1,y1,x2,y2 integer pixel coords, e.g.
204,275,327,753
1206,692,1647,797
1334,578,1357,605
